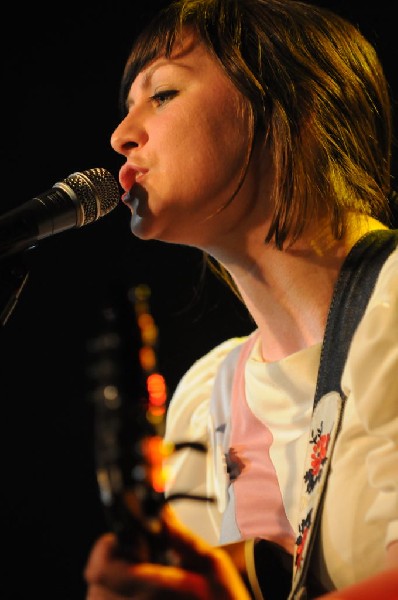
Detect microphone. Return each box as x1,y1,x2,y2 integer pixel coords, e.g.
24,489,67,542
0,167,120,260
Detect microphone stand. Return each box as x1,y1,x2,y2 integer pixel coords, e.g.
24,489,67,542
0,249,34,327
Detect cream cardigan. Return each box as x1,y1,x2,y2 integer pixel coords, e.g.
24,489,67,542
164,245,398,591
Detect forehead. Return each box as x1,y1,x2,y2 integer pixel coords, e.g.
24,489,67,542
141,32,202,81
125,32,223,104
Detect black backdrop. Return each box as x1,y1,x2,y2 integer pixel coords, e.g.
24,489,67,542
1,3,397,598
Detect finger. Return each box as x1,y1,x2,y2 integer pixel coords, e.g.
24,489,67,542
119,562,210,599
160,505,219,565
86,582,131,600
85,532,143,592
161,506,239,574
84,532,207,598
160,507,251,599
85,533,118,581
87,564,210,599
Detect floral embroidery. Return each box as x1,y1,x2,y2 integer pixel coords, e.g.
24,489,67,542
295,509,313,569
303,421,330,493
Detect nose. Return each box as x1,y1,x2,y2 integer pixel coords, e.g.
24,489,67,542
110,112,147,156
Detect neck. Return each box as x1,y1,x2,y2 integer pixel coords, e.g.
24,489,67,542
215,214,387,362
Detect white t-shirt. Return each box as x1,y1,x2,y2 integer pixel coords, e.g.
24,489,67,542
163,245,398,591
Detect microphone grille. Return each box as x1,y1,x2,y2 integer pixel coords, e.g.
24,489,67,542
62,167,120,226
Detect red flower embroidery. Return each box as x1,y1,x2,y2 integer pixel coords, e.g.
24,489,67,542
296,422,333,572
295,509,313,569
310,433,330,476
303,421,331,492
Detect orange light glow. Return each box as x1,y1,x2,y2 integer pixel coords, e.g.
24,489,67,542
139,346,156,371
147,373,167,406
142,436,169,492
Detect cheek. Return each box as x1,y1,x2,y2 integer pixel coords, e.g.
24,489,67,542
171,100,250,191
199,116,250,196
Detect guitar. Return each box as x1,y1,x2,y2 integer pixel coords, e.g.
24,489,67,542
86,282,210,564
85,283,290,599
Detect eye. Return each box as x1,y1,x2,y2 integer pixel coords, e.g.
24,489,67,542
150,89,178,107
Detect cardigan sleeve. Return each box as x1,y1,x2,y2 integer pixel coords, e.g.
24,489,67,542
342,247,398,549
163,337,246,545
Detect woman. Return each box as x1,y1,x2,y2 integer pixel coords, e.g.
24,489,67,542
84,0,398,597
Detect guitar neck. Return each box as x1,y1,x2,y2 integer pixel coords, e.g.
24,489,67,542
86,282,170,563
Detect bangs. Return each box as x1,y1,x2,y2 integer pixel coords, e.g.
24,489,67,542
119,0,239,115
120,4,190,114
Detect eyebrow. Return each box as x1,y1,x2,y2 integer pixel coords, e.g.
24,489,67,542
144,57,195,88
141,60,175,88
125,60,193,110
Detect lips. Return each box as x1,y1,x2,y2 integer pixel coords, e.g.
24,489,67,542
121,191,132,205
119,162,148,192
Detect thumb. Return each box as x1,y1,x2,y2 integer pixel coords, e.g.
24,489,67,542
160,504,251,599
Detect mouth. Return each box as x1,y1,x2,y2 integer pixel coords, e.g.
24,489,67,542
121,190,132,206
119,162,148,192
121,182,148,209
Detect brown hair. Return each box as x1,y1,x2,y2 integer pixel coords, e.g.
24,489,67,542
120,0,393,251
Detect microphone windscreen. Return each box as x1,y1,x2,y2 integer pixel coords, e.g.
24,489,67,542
55,167,120,227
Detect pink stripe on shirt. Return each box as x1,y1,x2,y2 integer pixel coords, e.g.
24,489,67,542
229,334,295,544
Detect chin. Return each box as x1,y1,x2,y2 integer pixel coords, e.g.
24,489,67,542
129,212,164,242
129,218,152,240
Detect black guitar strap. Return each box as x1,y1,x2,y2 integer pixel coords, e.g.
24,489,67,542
289,228,398,599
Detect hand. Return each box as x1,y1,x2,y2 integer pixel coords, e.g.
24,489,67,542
84,505,251,599
316,541,398,599
316,568,398,600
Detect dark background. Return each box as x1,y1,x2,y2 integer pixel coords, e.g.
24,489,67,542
1,2,397,598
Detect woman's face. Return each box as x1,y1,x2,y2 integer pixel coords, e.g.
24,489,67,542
111,31,261,248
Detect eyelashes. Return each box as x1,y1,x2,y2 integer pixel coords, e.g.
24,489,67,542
150,89,179,107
